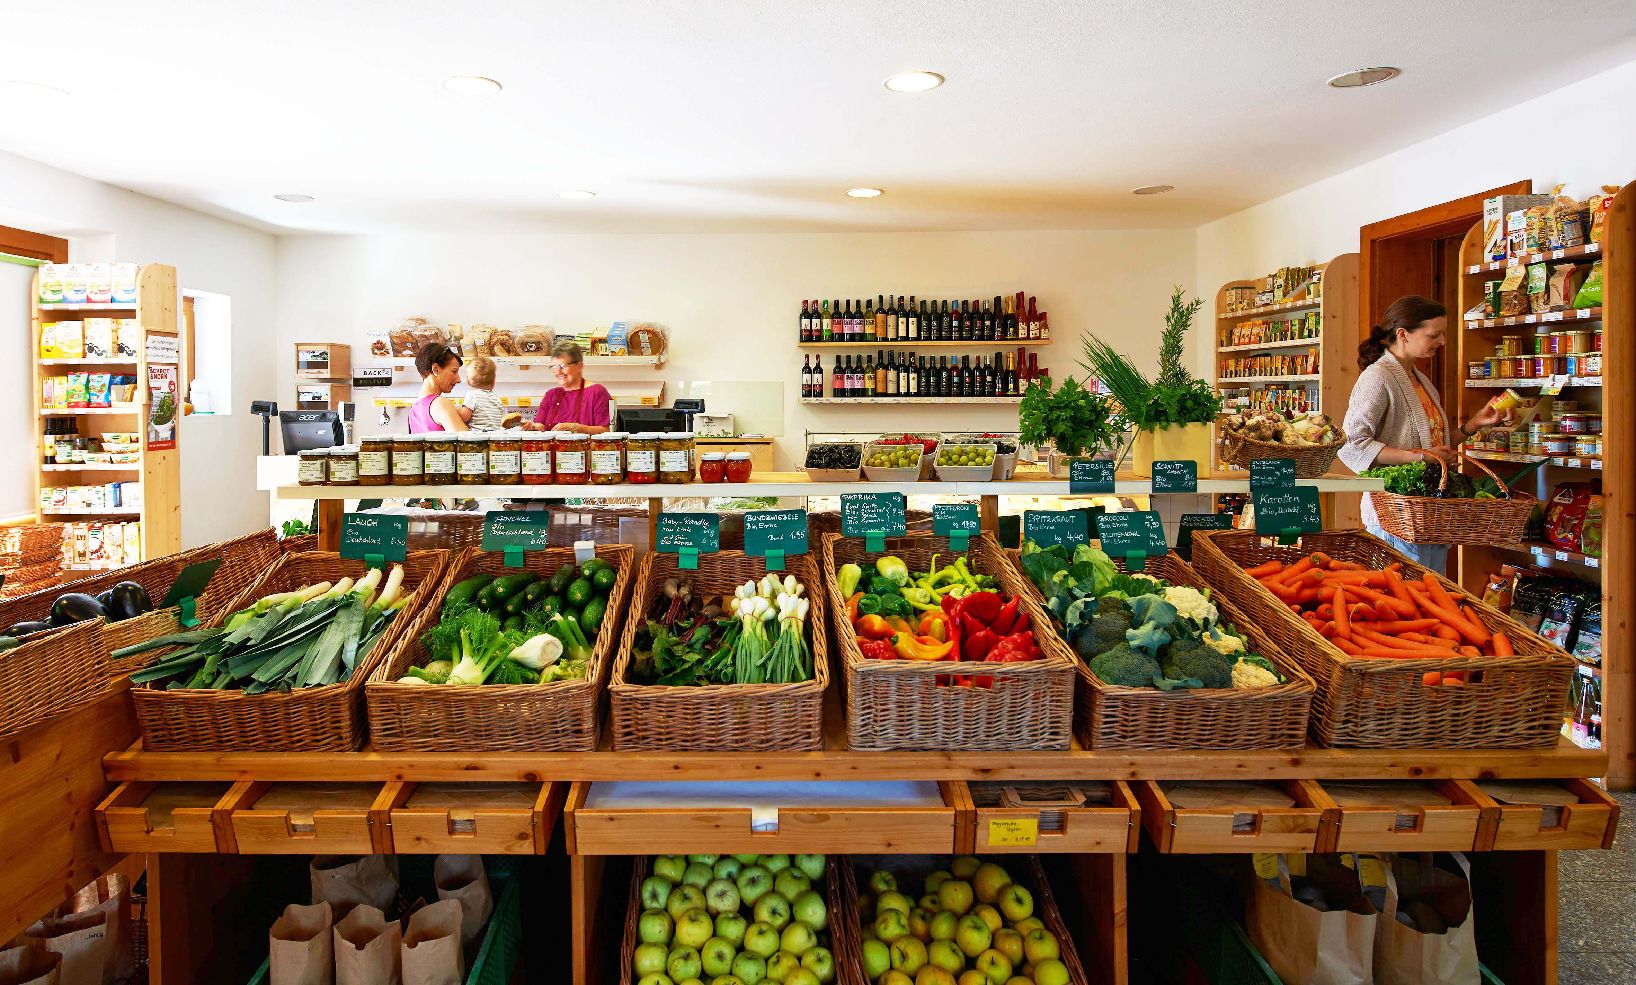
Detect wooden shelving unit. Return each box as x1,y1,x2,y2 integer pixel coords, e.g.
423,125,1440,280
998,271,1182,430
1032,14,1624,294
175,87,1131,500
799,395,1022,405
798,338,1049,349
31,263,181,565
1455,181,1634,790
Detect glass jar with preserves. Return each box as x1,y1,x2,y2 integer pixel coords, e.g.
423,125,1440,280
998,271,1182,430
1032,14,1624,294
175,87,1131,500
589,431,627,485
626,433,659,484
698,452,726,483
424,435,457,484
298,447,330,486
726,451,753,483
359,436,393,486
522,433,554,485
488,431,523,485
329,445,360,485
659,432,694,483
457,433,489,484
553,433,590,484
391,434,425,486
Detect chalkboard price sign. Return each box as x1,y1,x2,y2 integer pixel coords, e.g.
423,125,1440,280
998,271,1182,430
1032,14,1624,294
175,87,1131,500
340,513,409,567
1024,509,1089,551
1250,458,1297,492
932,503,980,550
842,493,906,550
743,509,809,570
1175,512,1232,561
1068,458,1116,495
481,511,554,566
1095,510,1168,569
1253,487,1322,544
656,512,720,569
1151,459,1199,494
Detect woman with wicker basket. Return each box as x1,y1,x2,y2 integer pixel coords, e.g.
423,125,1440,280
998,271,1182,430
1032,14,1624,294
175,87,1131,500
1338,296,1506,571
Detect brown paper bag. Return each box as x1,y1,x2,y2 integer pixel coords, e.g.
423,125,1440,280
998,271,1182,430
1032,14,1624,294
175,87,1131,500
431,856,491,946
1375,853,1479,985
22,910,110,985
0,944,61,985
400,901,463,985
68,875,132,983
333,906,400,985
311,856,400,918
269,901,334,985
1246,854,1376,985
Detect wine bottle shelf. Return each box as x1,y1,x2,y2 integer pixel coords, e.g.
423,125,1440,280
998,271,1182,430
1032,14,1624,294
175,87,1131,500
798,340,1049,348
800,396,1022,405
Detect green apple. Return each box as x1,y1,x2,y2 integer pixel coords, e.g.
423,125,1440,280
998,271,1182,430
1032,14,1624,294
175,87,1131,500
736,866,774,905
640,909,674,945
680,979,705,985
908,908,934,941
643,876,677,911
924,870,954,893
876,890,913,915
1033,957,1069,985
780,921,817,956
635,943,669,977
971,863,1012,904
889,936,928,976
862,938,891,980
743,921,780,958
733,854,760,866
971,905,1001,934
709,977,743,985
773,869,811,903
880,972,913,985
800,947,834,984
766,950,801,983
714,857,744,882
868,869,898,895
949,856,981,881
929,910,958,941
676,909,716,950
715,912,748,947
918,894,942,912
956,972,989,985
794,854,826,882
954,914,991,958
754,892,791,931
637,975,675,985
655,856,688,883
791,890,827,932
875,907,911,943
688,854,721,866
731,951,767,985
998,884,1033,923
685,862,717,888
914,968,956,985
974,948,1012,982
1012,917,1045,937
1022,928,1059,965
937,880,974,915
992,928,1024,967
702,938,737,978
783,969,820,985
706,879,742,915
667,946,702,983
927,939,965,974
668,885,707,921
762,854,792,875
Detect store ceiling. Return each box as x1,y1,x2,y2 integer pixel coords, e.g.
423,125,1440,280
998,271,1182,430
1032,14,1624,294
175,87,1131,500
3,0,1634,236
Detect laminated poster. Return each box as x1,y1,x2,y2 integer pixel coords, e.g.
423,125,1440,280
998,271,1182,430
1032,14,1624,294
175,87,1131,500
147,364,178,450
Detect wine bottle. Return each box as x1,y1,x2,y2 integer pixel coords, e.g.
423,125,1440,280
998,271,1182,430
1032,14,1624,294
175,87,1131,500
855,299,867,341
863,298,875,341
950,300,963,342
819,300,832,342
1027,296,1040,340
830,356,842,397
1038,310,1050,341
799,299,810,342
863,352,876,397
875,349,888,395
907,298,919,340
803,354,813,397
897,351,909,396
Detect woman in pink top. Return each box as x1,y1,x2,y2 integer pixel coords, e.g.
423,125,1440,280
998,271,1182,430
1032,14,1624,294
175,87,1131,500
526,341,611,434
408,342,471,434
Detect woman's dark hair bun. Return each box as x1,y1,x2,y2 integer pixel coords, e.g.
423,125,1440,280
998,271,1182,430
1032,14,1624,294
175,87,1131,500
1358,295,1447,368
415,340,462,378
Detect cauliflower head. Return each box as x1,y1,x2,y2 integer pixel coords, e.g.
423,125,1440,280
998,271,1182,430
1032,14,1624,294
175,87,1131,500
1204,627,1246,655
1163,586,1218,626
1231,660,1280,689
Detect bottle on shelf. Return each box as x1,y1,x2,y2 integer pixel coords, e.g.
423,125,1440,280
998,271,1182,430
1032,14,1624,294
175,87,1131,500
897,351,910,396
800,354,811,397
874,295,887,341
830,355,843,397
820,300,833,342
908,298,920,340
853,299,866,341
864,298,877,341
1026,296,1040,340
799,300,810,342
863,352,876,397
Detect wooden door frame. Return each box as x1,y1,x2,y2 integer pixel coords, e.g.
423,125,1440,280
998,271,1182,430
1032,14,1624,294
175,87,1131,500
0,223,67,263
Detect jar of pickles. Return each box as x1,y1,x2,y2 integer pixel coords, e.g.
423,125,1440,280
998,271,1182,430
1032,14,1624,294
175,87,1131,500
698,452,726,483
359,436,392,486
424,435,457,484
329,445,360,485
298,448,330,485
589,432,626,485
522,433,554,485
489,431,522,485
659,432,694,484
457,433,489,484
392,434,425,486
626,433,659,484
726,451,753,483
553,433,589,484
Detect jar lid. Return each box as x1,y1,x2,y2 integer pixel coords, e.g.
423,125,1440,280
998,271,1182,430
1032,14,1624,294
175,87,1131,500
336,445,357,454
630,432,658,440
401,433,426,442
557,433,588,442
726,452,752,460
601,431,630,440
458,432,488,442
303,447,331,456
700,453,726,461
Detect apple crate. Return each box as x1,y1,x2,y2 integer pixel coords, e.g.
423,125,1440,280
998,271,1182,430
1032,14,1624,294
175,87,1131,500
838,855,1090,985
618,854,858,985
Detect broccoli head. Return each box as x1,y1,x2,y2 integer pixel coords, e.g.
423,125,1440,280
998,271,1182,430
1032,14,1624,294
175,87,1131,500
1089,644,1164,689
1160,638,1233,689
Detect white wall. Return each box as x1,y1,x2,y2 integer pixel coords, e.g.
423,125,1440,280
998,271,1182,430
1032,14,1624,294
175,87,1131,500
274,230,1197,468
0,149,278,548
1,260,39,521
1194,57,1636,374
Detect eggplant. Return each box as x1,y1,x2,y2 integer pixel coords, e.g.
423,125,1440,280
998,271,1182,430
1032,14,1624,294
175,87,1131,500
96,589,116,609
49,592,106,627
3,620,54,639
106,582,153,622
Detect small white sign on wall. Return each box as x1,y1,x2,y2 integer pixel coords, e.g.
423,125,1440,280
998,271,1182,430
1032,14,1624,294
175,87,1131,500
145,333,181,364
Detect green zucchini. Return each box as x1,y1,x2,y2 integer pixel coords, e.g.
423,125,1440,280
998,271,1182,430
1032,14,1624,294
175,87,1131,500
443,574,493,611
490,573,538,601
521,581,553,606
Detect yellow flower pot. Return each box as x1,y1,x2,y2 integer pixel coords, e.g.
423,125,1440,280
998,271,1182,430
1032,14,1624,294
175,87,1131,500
1133,423,1212,476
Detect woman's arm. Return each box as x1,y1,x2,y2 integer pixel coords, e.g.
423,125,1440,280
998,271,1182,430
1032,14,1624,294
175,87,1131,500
431,396,470,432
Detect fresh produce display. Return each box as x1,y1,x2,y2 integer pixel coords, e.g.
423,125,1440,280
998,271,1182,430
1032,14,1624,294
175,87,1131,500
1019,540,1281,690
935,445,995,467
119,566,411,692
855,856,1069,985
867,445,924,469
1,580,155,641
631,852,835,985
876,433,939,456
1361,458,1540,500
631,573,814,685
804,443,862,471
838,554,1039,662
400,557,620,685
1245,553,1516,680
1219,410,1340,447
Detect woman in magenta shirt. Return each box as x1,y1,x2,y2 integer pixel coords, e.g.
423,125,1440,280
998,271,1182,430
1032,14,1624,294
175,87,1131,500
408,342,471,434
527,341,611,434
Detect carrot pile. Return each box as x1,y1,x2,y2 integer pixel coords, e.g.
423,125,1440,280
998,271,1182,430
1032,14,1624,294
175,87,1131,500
1245,552,1514,686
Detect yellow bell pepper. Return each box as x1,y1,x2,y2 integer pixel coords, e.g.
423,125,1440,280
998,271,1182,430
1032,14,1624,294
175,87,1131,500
892,633,955,661
917,614,948,642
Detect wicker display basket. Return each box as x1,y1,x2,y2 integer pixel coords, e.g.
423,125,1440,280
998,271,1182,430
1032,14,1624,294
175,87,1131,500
0,619,106,738
839,855,1088,985
1218,420,1346,479
820,532,1074,751
1367,454,1534,546
1190,528,1573,748
366,543,635,752
1003,549,1314,750
608,549,830,751
619,855,857,985
130,550,449,752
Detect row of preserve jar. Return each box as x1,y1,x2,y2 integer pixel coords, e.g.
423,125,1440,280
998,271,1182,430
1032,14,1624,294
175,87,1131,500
295,431,755,486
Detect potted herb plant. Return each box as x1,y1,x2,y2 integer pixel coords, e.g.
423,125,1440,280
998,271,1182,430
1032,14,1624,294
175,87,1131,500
1016,375,1122,477
1080,285,1221,475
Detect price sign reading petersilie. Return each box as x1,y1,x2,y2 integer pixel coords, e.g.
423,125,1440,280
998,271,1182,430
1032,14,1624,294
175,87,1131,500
1250,457,1297,492
1253,487,1323,538
339,513,409,562
932,503,980,536
655,512,721,555
1096,510,1169,557
1068,458,1116,494
743,509,809,556
481,511,553,553
842,493,906,537
1151,459,1198,494
1024,509,1089,550
1175,512,1232,560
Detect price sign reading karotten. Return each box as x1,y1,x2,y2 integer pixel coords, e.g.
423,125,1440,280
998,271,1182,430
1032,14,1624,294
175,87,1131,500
932,503,980,551
1024,509,1089,551
1095,511,1168,569
340,513,408,567
1151,459,1198,494
1068,458,1116,494
743,509,808,571
1250,457,1297,491
1253,487,1322,544
842,493,905,551
656,512,720,570
481,511,552,567
1175,512,1232,561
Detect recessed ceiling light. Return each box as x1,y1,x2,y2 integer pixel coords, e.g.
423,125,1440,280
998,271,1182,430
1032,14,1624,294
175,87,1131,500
1327,67,1401,88
846,187,884,199
1131,184,1174,196
0,80,71,98
884,71,945,93
558,189,597,200
273,194,314,203
442,75,502,96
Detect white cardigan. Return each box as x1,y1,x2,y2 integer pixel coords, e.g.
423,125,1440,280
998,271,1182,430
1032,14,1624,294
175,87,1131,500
1340,356,1451,529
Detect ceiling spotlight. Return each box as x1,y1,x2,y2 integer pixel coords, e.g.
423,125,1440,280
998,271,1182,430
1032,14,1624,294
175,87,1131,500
558,190,597,200
1131,185,1174,196
846,187,884,199
442,75,503,95
273,194,315,203
1327,67,1401,88
884,71,945,93
0,80,71,98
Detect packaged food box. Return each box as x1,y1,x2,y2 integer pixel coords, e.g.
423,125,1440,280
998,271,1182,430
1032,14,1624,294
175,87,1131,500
61,264,89,304
83,318,115,358
37,264,65,304
52,320,85,358
1485,193,1552,260
123,522,141,561
111,263,138,304
116,319,140,356
87,264,113,304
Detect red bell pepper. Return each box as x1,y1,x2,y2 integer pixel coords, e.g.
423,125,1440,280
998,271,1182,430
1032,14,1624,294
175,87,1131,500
986,630,1041,662
859,638,898,660
951,590,1003,627
963,626,1000,661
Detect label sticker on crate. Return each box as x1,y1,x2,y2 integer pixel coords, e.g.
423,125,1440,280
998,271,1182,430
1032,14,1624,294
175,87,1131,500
987,817,1039,847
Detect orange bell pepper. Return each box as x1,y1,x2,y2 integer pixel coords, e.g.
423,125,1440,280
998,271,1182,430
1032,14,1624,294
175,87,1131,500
846,592,864,623
918,614,948,642
883,615,915,634
855,614,896,640
892,633,955,661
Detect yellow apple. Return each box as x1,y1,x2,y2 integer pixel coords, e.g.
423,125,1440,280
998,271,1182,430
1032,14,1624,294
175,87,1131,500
993,929,1025,967
950,856,981,881
924,870,955,894
929,911,959,942
1033,957,1069,985
938,880,975,916
915,967,957,985
998,884,1034,924
877,891,914,915
1022,928,1059,965
927,939,965,975
972,863,1013,904
975,948,1014,983
890,937,929,977
957,972,989,985
908,908,934,942
1012,917,1045,937
971,905,1002,933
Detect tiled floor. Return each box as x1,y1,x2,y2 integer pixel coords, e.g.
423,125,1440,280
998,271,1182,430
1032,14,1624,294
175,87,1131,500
1557,790,1636,983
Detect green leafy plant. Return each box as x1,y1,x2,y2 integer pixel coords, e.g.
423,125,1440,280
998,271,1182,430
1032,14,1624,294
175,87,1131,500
1080,285,1220,429
280,518,312,539
1017,375,1121,458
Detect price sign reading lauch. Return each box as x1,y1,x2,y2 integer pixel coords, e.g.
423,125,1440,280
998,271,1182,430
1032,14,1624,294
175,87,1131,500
1151,459,1198,494
932,503,980,551
743,509,808,571
1094,510,1168,570
340,512,409,568
1023,509,1089,551
1253,487,1322,545
481,511,553,567
655,512,721,570
842,493,906,552
1068,458,1116,495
